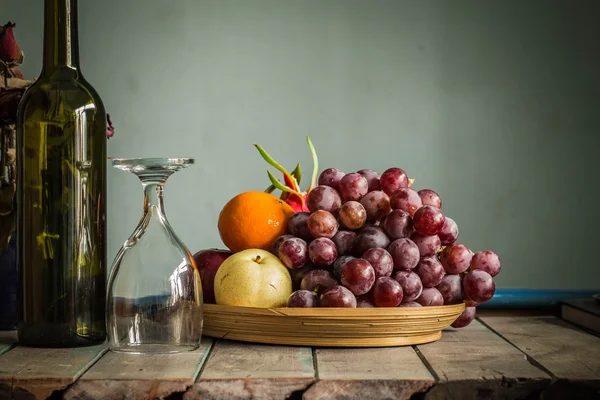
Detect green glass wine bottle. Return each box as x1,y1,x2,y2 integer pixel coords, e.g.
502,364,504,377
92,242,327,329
16,0,107,347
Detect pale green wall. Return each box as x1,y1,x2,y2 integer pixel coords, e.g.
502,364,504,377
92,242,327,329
4,0,600,290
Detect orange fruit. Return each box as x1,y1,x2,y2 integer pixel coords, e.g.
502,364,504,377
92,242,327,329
218,191,295,253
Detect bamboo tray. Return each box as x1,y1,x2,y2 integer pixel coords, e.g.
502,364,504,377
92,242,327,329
203,302,465,347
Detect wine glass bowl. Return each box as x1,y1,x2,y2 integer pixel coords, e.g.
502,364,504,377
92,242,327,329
106,157,202,354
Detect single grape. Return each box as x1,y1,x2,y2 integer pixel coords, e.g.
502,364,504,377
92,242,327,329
339,173,369,202
307,185,342,214
307,210,339,239
362,248,394,278
357,169,381,191
451,306,476,328
388,238,420,270
278,237,309,269
290,263,315,290
414,256,445,288
308,237,338,267
320,285,357,307
271,234,295,255
418,189,442,209
318,168,345,192
333,255,356,280
392,270,423,302
380,168,409,196
300,269,338,295
288,212,313,242
356,295,375,308
440,244,472,274
413,205,445,236
399,301,422,307
355,226,391,255
415,287,444,306
436,274,464,305
359,191,392,222
332,230,358,256
340,258,376,295
470,250,502,277
410,233,441,258
463,270,495,303
389,188,422,216
382,209,413,239
339,201,367,230
287,290,319,307
438,217,459,246
370,276,404,307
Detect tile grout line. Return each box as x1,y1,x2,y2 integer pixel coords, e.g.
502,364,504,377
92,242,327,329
311,348,320,380
0,341,17,357
476,317,557,381
195,338,216,382
70,345,110,381
412,345,440,383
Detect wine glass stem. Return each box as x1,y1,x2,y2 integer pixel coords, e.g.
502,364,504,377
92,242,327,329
143,182,166,215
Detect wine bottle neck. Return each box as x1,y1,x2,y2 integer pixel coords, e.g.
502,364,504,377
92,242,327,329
42,0,80,75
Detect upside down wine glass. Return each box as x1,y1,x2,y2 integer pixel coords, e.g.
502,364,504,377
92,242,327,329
107,158,203,353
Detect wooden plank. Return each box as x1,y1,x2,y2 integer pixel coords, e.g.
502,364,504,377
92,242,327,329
0,331,17,355
186,340,314,400
480,316,600,380
304,347,434,400
65,337,213,400
476,308,558,317
0,343,107,400
417,319,551,400
481,316,600,398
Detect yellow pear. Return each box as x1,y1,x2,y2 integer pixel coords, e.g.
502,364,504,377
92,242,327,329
214,249,292,308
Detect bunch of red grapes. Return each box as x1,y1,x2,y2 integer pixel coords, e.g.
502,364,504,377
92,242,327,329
272,167,501,328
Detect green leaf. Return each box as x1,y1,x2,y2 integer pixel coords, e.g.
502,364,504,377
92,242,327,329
267,170,303,196
255,144,299,191
264,185,276,194
291,163,302,185
306,136,319,190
